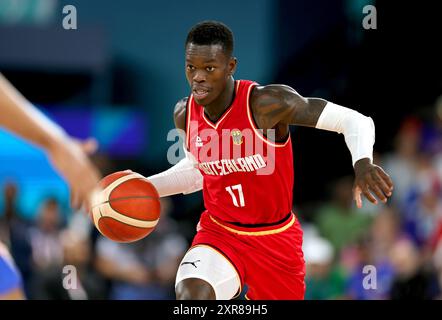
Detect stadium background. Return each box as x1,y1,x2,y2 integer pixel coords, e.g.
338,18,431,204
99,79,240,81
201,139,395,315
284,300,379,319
0,0,441,299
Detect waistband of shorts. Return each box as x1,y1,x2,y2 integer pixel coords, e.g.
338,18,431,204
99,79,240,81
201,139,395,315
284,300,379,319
208,212,296,236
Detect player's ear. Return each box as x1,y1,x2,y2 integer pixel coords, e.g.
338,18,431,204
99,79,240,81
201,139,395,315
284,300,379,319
228,57,237,76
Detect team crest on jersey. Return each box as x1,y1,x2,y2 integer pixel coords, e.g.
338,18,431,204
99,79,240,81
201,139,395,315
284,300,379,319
195,136,203,148
231,129,243,145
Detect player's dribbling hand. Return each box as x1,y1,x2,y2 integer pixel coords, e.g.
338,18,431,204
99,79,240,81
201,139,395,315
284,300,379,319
47,136,101,211
353,158,394,208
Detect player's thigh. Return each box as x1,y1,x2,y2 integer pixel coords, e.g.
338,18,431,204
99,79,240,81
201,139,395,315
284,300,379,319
175,245,241,300
246,267,305,300
175,278,215,300
242,226,305,300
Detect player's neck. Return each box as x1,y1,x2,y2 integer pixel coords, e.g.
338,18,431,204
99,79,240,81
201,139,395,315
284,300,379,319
203,77,235,123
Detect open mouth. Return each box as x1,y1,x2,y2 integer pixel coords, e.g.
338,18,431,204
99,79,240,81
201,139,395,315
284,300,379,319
193,88,210,100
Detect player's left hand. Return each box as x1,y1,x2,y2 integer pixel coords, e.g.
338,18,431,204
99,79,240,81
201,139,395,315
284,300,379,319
353,158,394,208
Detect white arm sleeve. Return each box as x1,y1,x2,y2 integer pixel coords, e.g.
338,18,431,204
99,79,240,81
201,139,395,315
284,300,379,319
146,146,203,197
315,102,375,166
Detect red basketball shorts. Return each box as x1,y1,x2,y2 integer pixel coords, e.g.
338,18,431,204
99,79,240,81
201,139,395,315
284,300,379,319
191,210,306,300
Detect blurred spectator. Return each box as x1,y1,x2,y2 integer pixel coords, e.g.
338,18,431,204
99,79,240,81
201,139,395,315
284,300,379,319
63,230,106,299
94,198,187,300
315,176,372,253
383,117,421,207
0,181,20,245
29,198,64,271
402,155,442,247
369,206,402,258
344,207,403,299
389,238,440,299
28,197,65,298
303,234,347,300
30,229,106,300
345,235,395,300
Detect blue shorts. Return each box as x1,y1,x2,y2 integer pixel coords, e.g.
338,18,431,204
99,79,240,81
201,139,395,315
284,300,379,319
0,253,22,295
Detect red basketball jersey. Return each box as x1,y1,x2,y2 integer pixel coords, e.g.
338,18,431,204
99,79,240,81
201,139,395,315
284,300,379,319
185,80,294,224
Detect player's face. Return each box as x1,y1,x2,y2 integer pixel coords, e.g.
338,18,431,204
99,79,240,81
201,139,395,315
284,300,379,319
185,43,236,106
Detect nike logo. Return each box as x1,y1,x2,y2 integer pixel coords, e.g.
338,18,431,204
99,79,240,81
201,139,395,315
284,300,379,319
180,259,201,268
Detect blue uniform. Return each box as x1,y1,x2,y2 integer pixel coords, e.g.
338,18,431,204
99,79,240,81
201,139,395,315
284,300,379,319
0,245,22,295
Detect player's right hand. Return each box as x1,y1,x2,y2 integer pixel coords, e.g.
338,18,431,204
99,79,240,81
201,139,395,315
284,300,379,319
353,158,394,208
47,136,101,211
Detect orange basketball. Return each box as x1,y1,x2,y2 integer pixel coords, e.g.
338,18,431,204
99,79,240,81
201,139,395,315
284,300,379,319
89,170,161,243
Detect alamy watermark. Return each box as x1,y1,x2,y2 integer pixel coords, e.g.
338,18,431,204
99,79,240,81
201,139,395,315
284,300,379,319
362,5,377,30
62,265,77,290
362,265,377,290
62,5,77,30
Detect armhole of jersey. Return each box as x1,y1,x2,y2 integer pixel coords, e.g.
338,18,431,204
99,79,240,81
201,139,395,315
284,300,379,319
246,84,291,148
185,96,192,151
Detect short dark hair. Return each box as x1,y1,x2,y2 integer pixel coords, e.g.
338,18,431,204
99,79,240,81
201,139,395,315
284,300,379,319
185,21,234,57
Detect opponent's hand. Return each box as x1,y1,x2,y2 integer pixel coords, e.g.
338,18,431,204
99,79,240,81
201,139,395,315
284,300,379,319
47,136,101,211
353,158,394,208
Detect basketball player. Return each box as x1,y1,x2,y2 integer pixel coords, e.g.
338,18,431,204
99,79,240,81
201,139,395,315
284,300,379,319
0,73,101,299
146,21,394,300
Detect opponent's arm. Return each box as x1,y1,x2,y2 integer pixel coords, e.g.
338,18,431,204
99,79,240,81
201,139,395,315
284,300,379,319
0,243,26,300
250,84,393,208
145,98,203,197
0,74,100,209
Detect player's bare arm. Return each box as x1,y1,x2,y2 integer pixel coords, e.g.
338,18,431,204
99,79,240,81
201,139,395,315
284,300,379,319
173,97,188,132
250,84,394,208
0,74,100,210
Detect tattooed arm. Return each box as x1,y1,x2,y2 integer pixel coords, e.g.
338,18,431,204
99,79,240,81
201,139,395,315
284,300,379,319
249,84,393,207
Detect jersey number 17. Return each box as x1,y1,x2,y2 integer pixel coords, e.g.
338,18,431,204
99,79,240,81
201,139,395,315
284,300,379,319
225,184,245,207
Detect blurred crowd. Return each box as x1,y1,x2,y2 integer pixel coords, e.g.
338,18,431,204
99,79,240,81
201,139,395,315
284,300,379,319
0,176,188,300
2,97,442,300
0,0,439,301
302,96,442,300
